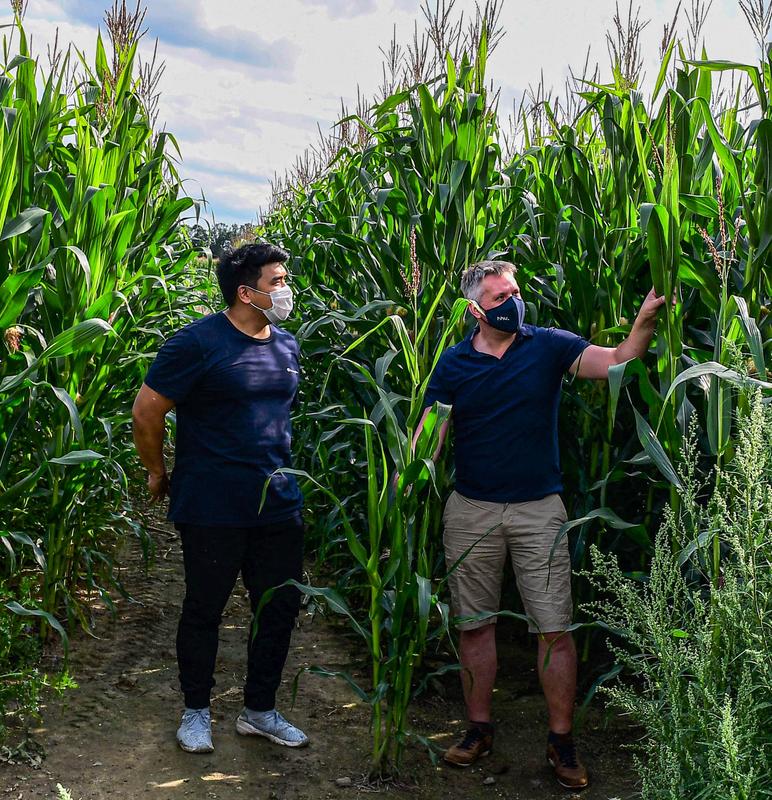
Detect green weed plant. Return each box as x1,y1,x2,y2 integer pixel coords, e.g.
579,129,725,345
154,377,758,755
587,390,772,800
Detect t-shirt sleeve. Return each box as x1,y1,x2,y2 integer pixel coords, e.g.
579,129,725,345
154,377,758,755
291,336,301,410
143,326,205,403
423,351,455,407
547,327,591,373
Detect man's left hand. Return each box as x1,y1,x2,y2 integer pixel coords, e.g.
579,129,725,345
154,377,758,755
571,287,677,379
636,287,673,328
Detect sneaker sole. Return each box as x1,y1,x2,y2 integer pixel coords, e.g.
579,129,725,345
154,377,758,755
547,756,589,790
177,739,214,754
235,717,309,747
443,748,491,768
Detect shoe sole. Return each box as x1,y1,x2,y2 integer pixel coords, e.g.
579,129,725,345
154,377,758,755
547,756,589,790
235,717,309,747
443,748,491,768
177,739,214,754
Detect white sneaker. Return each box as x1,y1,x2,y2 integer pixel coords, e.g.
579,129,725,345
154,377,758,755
176,707,214,753
235,708,309,747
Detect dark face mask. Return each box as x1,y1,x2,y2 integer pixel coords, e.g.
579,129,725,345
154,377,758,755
481,295,526,333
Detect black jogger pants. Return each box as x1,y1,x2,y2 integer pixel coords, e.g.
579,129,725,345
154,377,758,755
175,512,303,711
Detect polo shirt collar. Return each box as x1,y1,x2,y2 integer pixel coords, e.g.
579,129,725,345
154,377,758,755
458,324,534,357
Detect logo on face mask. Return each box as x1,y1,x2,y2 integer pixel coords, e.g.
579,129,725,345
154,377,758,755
481,296,525,333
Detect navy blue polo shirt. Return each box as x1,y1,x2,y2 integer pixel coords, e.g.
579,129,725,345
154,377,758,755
144,312,302,527
424,324,589,503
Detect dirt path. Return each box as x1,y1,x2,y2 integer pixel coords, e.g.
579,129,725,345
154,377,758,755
1,512,639,800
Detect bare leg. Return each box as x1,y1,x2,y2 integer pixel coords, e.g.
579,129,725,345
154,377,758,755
460,624,497,722
537,631,577,734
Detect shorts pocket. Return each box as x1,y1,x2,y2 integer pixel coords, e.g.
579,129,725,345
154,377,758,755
455,492,500,513
553,494,568,524
442,490,461,524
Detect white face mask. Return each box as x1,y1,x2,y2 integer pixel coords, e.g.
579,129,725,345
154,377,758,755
244,285,294,324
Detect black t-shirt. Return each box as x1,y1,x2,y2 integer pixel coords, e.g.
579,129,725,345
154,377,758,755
144,312,302,526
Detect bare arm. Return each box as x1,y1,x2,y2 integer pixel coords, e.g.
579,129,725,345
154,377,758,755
569,287,668,380
132,383,175,500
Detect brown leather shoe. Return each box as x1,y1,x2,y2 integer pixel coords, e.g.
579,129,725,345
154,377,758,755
546,733,589,790
443,724,493,767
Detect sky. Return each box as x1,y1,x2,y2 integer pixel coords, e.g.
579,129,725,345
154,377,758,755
4,0,759,224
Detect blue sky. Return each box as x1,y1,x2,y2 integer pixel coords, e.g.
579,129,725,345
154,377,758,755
7,0,757,224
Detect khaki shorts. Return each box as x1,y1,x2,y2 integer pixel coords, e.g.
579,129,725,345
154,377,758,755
442,490,572,634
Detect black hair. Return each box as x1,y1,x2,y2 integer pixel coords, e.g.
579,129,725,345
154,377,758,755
216,243,289,306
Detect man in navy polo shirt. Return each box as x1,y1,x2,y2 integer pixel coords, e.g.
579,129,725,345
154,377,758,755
132,243,308,754
420,261,666,789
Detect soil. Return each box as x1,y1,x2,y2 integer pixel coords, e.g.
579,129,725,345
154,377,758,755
0,508,640,800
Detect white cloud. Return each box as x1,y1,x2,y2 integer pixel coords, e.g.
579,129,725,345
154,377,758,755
59,0,295,74
297,0,378,18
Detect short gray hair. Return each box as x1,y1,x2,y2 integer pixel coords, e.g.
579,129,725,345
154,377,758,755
460,260,517,304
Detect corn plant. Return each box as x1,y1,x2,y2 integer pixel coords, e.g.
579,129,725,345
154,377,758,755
259,295,468,777
0,3,198,650
255,2,771,768
509,45,772,618
266,17,526,574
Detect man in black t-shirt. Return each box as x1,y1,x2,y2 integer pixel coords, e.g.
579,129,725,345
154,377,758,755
132,243,308,754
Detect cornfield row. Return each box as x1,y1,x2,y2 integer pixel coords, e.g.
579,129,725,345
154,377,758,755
0,6,201,725
0,0,770,788
260,7,772,775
